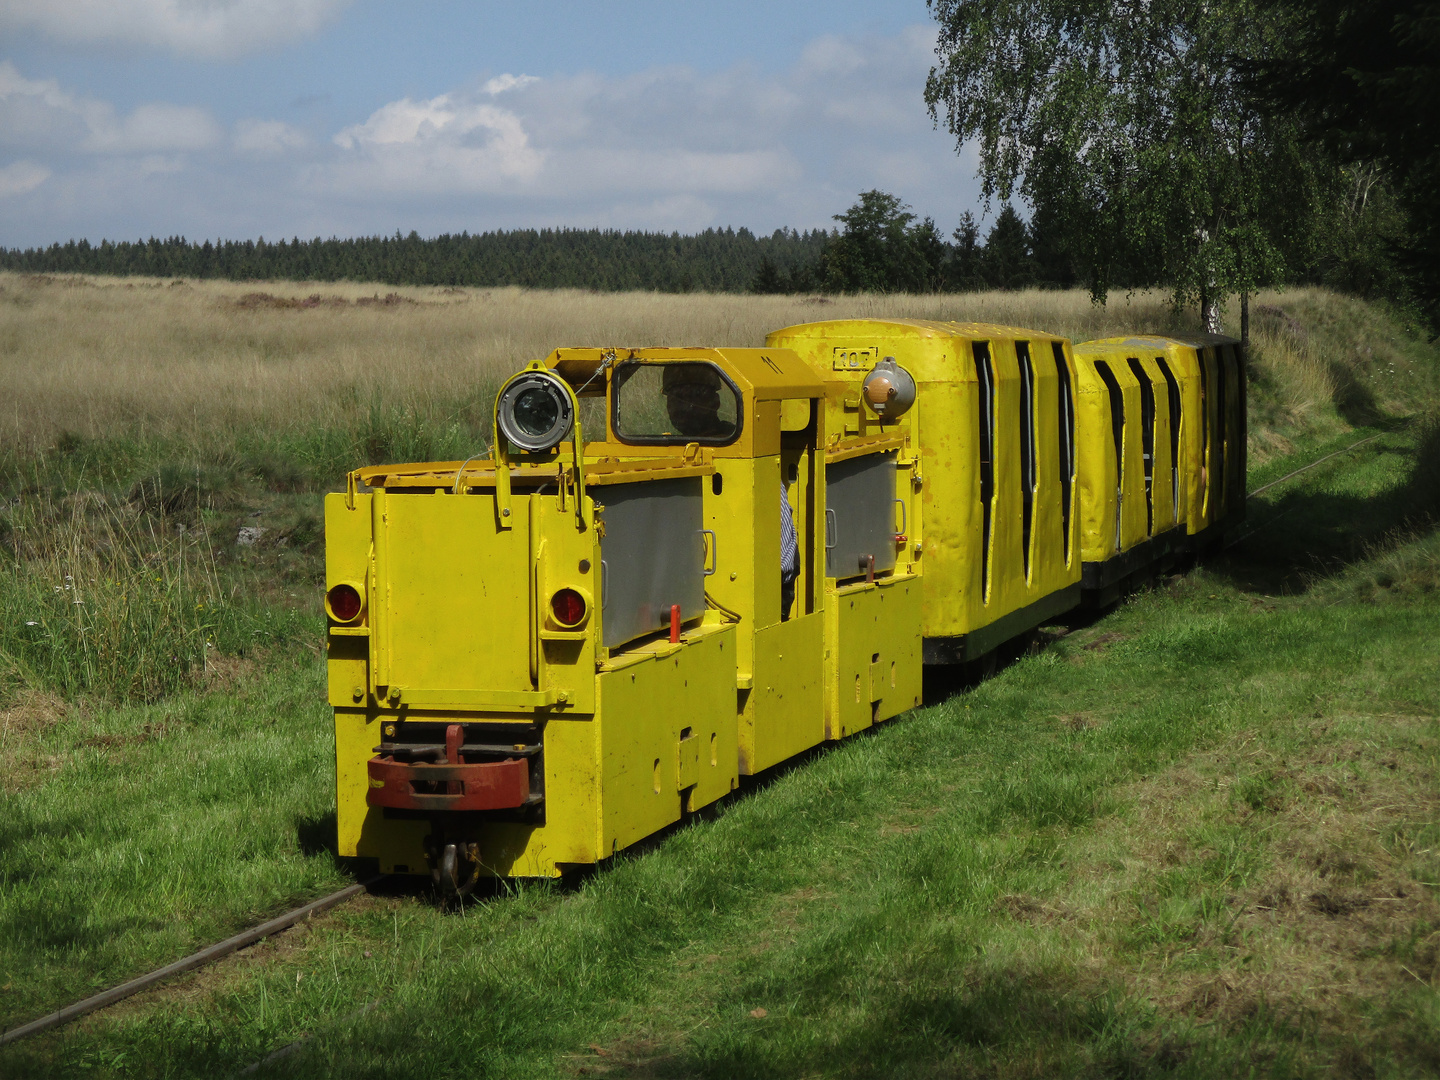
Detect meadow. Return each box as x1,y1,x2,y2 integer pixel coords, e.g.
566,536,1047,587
0,271,1437,1077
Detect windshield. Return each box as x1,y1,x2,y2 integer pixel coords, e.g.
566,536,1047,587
611,361,741,445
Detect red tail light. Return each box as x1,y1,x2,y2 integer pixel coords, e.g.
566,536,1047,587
550,588,587,627
326,583,363,622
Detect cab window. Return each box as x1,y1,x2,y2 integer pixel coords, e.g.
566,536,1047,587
611,361,742,445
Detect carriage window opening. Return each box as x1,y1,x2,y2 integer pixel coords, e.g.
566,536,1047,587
1093,360,1125,551
1017,342,1036,579
1155,357,1181,520
1052,341,1074,561
975,341,996,601
1213,348,1228,509
1125,358,1156,535
611,361,741,446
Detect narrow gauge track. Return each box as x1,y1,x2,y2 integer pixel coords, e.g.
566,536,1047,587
1225,430,1391,549
1247,431,1388,499
0,880,378,1047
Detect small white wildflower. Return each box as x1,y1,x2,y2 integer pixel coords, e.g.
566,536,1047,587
25,620,38,626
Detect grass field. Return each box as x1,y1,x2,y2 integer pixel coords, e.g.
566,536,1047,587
0,274,1437,1077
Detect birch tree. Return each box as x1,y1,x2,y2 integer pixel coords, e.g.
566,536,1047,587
924,0,1313,334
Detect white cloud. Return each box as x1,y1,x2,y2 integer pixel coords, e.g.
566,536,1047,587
314,38,954,225
0,159,49,197
325,91,543,194
0,62,221,155
0,26,987,245
84,103,221,153
483,74,539,96
0,0,351,59
234,118,308,156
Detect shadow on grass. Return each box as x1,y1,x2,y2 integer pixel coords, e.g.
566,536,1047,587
1219,429,1429,594
295,810,337,860
605,964,1320,1080
1329,361,1390,428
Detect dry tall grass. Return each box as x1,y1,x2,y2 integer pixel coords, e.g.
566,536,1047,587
0,272,1194,451
1,272,1428,463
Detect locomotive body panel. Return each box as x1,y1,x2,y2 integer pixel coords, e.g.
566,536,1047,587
597,622,739,851
742,613,827,773
825,576,923,739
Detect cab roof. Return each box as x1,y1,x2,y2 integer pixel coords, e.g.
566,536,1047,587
1078,333,1241,351
546,346,824,401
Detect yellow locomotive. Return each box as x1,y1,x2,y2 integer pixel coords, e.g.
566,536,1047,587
324,320,1244,892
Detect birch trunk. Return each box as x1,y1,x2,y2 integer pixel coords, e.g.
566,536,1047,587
1200,289,1223,335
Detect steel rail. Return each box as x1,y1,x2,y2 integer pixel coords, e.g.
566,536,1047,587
234,999,382,1077
0,880,377,1047
1247,432,1387,499
1225,431,1390,550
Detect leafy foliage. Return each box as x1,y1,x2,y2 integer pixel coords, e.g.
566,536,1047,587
924,0,1320,324
980,205,1034,289
751,192,1082,294
1250,0,1440,327
814,190,949,294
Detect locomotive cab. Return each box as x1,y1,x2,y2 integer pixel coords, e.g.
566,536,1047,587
768,319,1082,665
326,347,832,886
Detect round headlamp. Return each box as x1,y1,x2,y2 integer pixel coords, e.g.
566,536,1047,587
496,370,575,453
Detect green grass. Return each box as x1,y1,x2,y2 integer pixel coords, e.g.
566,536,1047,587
1,290,1438,1078
1,423,1436,1078
0,658,346,1029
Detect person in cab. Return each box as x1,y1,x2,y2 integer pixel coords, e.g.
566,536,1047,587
661,364,798,619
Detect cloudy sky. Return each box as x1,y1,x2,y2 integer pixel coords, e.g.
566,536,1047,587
0,0,985,247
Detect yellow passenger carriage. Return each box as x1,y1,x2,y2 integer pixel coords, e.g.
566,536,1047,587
1072,335,1246,600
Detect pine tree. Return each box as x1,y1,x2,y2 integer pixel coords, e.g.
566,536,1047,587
981,206,1033,289
950,212,984,291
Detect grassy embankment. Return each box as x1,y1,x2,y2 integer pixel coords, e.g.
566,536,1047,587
0,272,1437,1077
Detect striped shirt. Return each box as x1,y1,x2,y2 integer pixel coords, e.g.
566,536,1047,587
780,482,799,584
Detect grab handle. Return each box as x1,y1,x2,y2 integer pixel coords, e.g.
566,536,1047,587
894,497,907,537
600,559,609,610
699,529,717,576
825,508,837,550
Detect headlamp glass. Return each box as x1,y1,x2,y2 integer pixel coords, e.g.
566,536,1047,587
497,371,575,452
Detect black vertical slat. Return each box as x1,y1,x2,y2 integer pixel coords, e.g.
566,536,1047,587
1052,341,1075,562
974,341,995,601
1017,342,1036,579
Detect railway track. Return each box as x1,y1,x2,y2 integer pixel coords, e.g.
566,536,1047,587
0,879,378,1048
1225,429,1391,549
1247,431,1388,499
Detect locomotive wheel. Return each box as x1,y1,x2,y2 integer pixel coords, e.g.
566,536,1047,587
436,842,480,904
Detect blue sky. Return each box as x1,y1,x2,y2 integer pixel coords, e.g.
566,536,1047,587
0,1,986,247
